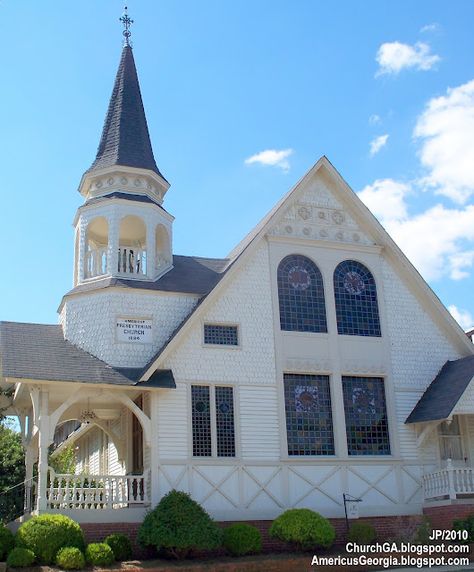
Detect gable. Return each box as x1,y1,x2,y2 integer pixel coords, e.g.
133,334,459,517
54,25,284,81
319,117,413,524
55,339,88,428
141,156,473,379
268,170,375,247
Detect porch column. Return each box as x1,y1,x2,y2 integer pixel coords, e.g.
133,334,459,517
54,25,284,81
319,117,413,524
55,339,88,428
149,393,160,507
24,445,35,513
36,390,51,512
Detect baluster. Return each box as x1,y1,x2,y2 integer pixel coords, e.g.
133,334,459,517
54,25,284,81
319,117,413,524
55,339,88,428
47,469,54,509
71,476,77,509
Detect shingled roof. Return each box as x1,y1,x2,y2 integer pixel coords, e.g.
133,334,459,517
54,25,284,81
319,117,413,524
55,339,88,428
60,254,229,304
86,45,166,181
0,322,174,388
406,355,474,424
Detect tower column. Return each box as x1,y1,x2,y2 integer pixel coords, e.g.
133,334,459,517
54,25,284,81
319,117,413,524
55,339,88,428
108,212,120,275
146,221,156,278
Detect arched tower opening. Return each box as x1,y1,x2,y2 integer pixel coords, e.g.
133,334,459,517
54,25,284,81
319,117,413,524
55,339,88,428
155,224,171,274
85,217,109,279
118,215,147,276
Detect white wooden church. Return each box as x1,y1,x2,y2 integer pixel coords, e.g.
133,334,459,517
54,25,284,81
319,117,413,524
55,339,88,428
2,18,474,528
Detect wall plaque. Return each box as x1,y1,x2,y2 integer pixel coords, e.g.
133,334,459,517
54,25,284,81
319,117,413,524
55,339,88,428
116,317,153,344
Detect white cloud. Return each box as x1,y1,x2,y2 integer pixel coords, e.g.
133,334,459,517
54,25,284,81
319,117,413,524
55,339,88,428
358,179,409,222
376,41,440,75
358,179,474,281
369,114,381,125
244,148,294,172
420,23,440,34
369,134,389,156
414,80,474,204
448,305,474,330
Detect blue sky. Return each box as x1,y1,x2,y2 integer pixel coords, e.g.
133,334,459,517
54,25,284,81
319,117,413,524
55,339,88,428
0,1,473,329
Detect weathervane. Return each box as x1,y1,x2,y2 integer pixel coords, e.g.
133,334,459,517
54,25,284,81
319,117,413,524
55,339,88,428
120,6,134,47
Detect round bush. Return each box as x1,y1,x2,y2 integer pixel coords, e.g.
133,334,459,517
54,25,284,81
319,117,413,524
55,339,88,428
269,508,335,550
138,489,222,559
223,523,262,556
0,525,15,560
56,547,85,570
348,522,376,544
104,533,132,561
6,547,35,568
16,514,85,564
85,543,114,566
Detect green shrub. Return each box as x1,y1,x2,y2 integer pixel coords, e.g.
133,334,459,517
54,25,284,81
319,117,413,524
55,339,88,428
16,514,85,564
223,523,262,556
6,547,35,568
269,508,335,550
453,514,474,544
85,543,114,566
413,517,432,545
104,533,132,561
348,522,376,544
138,489,222,559
0,525,15,560
55,547,85,570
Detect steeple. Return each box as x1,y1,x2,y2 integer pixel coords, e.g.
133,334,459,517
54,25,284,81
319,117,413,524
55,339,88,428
87,44,165,180
73,9,174,285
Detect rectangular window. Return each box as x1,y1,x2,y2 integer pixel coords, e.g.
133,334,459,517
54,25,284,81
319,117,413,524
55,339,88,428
204,324,238,346
191,385,236,457
342,376,390,455
215,386,236,457
191,386,212,456
284,374,335,456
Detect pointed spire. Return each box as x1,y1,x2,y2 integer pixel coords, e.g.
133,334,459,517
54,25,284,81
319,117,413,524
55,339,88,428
86,13,166,181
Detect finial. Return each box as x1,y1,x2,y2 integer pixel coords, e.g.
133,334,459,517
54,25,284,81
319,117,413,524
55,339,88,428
120,6,134,47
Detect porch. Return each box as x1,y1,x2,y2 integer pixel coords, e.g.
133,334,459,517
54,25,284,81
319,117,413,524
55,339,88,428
6,381,162,522
423,459,474,502
46,468,150,510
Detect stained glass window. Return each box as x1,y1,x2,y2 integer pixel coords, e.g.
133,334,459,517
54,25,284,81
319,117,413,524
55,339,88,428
191,386,211,456
216,386,235,457
277,255,327,333
191,385,236,458
342,376,390,455
334,260,381,337
284,374,335,455
204,324,238,346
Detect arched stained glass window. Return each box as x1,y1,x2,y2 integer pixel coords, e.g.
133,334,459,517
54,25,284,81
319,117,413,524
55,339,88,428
277,255,327,333
334,260,381,336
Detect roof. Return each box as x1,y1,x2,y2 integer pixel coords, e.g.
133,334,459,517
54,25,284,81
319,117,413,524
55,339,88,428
0,321,174,388
406,355,474,424
84,192,164,209
85,45,166,181
61,255,229,302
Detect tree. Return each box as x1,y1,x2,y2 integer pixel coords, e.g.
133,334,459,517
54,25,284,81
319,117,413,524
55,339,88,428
49,445,76,475
0,422,26,523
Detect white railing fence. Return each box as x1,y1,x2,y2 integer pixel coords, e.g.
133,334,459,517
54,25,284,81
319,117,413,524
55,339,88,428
46,468,149,510
423,459,474,501
85,248,108,278
118,247,147,275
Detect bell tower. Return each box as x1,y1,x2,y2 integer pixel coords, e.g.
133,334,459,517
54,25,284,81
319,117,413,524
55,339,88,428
73,8,173,286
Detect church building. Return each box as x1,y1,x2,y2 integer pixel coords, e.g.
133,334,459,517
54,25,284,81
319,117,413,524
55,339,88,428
2,14,474,532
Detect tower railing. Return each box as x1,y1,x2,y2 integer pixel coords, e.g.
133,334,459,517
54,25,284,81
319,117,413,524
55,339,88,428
118,247,147,276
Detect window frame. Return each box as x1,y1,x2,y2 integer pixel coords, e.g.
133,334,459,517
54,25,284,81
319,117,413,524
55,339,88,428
333,260,382,338
341,375,391,456
202,322,241,349
282,372,336,457
277,254,328,334
189,383,238,459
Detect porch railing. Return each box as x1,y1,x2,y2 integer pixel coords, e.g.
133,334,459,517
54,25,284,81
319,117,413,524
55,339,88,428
46,469,149,510
423,460,474,501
